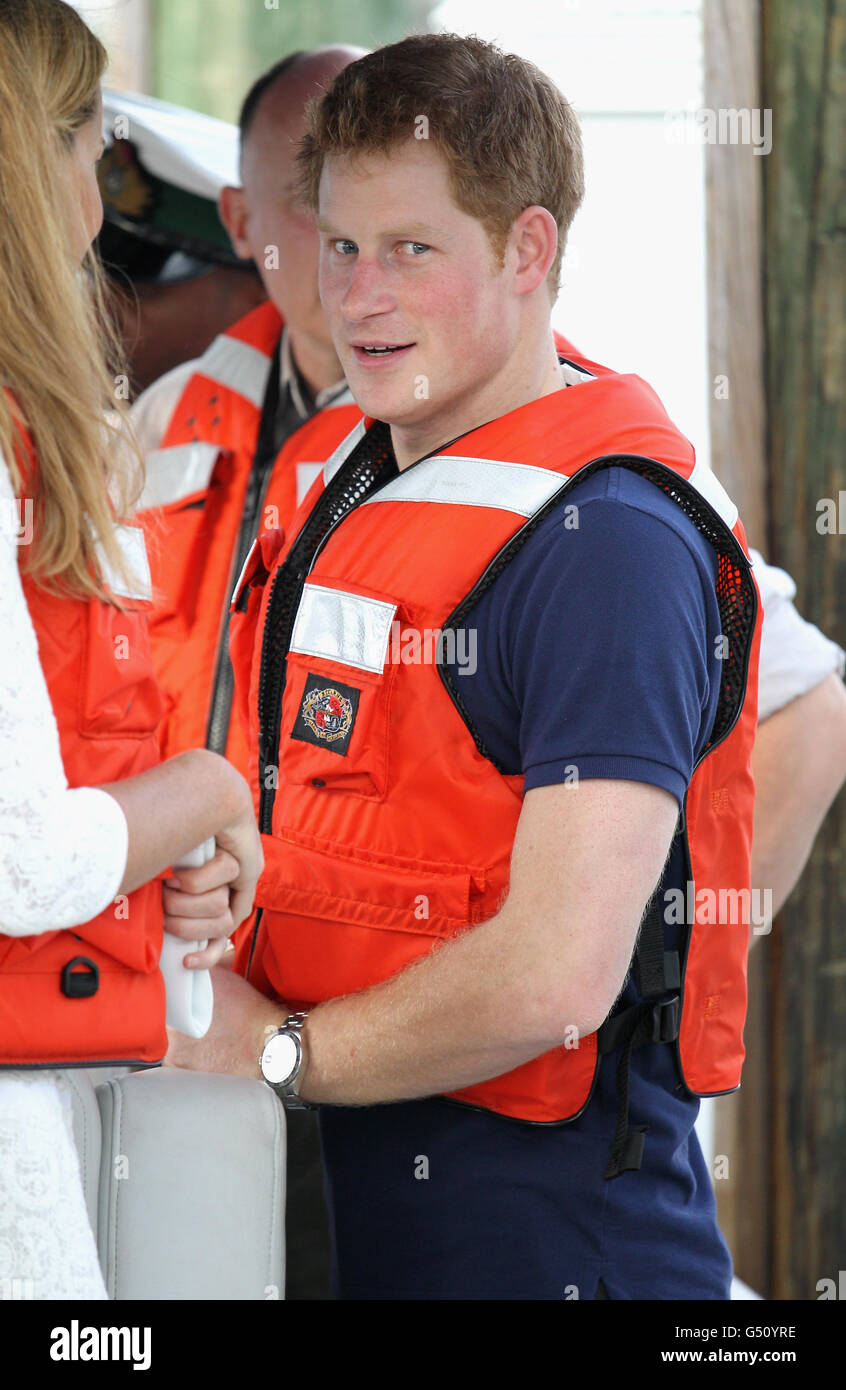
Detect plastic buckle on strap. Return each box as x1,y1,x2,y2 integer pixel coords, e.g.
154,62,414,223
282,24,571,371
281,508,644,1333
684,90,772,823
61,956,99,999
650,995,680,1044
604,1125,648,1180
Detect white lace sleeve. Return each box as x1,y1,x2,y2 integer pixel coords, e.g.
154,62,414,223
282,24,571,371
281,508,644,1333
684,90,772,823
0,1071,108,1300
0,451,130,936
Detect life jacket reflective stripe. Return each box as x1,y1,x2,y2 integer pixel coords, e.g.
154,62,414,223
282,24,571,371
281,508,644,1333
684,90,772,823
286,330,598,537
0,407,167,1067
138,300,361,775
229,361,761,1126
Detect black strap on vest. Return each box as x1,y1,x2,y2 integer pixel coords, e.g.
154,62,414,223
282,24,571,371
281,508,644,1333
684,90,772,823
597,889,681,1179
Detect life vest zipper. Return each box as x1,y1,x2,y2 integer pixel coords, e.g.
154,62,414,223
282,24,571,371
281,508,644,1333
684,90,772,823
255,421,476,833
255,426,383,831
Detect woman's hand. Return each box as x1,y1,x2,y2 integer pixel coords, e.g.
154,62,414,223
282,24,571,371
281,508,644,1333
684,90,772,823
213,802,264,930
97,748,264,901
162,844,254,969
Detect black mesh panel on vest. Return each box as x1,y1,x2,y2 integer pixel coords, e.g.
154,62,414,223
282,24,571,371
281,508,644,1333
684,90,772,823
438,453,757,771
256,421,396,832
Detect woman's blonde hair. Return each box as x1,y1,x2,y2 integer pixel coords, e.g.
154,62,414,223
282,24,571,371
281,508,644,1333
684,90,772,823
0,0,143,601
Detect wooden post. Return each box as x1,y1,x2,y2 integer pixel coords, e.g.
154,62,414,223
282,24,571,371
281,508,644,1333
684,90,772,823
703,0,771,1294
75,1,151,94
704,0,768,548
707,0,846,1302
761,0,846,1301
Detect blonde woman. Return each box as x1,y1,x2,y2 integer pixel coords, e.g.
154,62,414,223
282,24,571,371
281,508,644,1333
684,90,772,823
0,0,263,1298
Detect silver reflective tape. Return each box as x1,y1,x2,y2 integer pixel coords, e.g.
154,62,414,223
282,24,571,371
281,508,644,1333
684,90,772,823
290,583,397,674
361,454,566,517
323,418,367,485
230,537,259,610
296,461,324,506
687,460,738,531
560,360,594,385
198,333,272,408
96,524,152,602
140,441,220,509
323,387,357,409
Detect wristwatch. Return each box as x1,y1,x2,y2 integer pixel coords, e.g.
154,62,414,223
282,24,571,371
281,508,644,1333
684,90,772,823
259,1011,312,1108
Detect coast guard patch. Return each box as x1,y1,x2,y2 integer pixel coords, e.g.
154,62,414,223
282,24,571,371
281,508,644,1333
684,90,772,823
291,673,360,756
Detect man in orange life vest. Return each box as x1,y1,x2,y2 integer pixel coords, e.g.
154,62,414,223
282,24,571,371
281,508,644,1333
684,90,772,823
165,35,765,1298
131,48,367,772
126,47,595,1301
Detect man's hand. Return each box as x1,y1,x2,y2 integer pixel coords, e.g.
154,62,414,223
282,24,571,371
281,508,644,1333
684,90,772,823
163,964,286,1077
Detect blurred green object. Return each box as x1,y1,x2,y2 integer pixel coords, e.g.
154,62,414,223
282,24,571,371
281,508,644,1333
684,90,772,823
150,0,438,123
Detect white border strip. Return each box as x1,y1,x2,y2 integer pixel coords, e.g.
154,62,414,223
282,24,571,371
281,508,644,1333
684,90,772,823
361,454,567,517
140,441,220,509
296,461,324,506
323,418,367,486
96,524,153,602
290,582,397,674
688,459,739,530
197,334,272,408
324,387,357,409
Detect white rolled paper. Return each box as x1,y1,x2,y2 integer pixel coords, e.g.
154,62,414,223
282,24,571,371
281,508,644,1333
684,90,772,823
161,837,216,1038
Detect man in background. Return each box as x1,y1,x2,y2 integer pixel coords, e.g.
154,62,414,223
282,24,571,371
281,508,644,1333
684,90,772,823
131,47,366,1301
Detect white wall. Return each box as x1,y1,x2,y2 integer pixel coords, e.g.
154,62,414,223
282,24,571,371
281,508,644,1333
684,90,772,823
431,0,711,463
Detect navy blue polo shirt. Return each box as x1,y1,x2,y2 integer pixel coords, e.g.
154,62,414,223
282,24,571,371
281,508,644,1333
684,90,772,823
318,464,731,1300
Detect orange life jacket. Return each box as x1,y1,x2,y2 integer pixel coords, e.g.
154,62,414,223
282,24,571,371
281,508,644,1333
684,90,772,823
230,361,761,1143
138,300,361,775
0,412,167,1067
286,330,600,533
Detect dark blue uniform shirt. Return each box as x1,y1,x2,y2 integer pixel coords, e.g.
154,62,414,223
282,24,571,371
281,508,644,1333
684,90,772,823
318,464,731,1300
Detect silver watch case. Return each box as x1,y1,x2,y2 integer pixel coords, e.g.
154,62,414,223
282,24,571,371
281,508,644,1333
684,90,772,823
259,1013,311,1108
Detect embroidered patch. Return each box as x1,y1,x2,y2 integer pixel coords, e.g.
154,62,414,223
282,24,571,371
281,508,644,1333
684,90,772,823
290,673,360,756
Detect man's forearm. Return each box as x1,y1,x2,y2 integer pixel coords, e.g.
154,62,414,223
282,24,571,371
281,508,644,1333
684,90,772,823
298,901,583,1107
295,779,673,1105
750,672,846,941
171,781,674,1105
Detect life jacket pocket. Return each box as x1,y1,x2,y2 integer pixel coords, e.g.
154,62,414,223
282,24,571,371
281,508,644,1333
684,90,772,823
78,584,164,741
141,498,210,638
275,581,401,802
255,831,487,1004
0,877,162,977
139,443,234,636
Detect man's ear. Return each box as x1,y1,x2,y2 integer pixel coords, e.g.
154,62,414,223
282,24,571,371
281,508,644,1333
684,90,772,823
219,186,251,259
510,205,558,297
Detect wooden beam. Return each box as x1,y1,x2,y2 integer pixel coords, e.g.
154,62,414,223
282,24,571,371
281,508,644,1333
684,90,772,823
762,0,846,1301
75,1,151,93
704,0,768,547
703,0,771,1294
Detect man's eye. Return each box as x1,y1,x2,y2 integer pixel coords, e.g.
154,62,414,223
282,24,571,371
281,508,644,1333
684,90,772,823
398,241,430,256
331,239,358,255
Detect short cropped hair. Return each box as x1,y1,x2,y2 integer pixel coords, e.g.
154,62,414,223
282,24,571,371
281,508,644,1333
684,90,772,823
296,32,584,296
239,51,305,148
